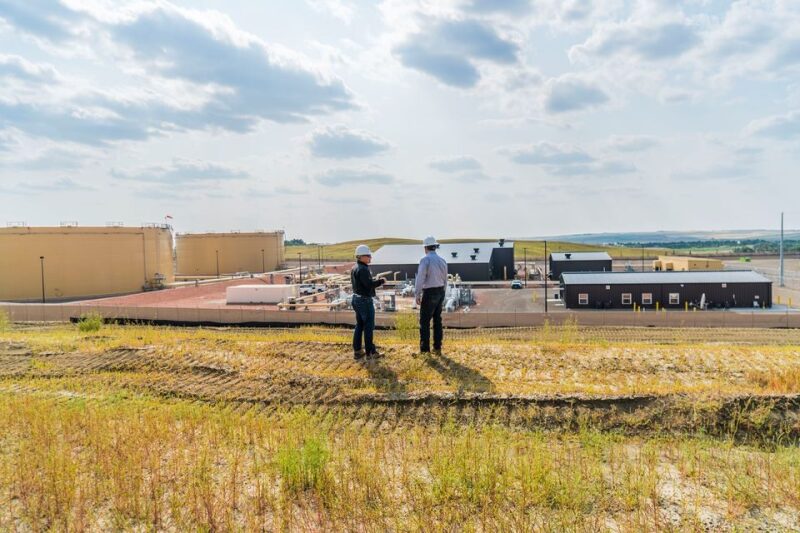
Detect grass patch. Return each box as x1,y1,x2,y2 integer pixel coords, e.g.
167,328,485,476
76,312,103,333
393,311,418,341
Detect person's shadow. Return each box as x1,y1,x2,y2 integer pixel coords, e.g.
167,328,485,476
424,352,494,394
359,356,406,395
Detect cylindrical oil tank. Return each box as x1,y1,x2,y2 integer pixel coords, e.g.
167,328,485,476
176,231,285,276
0,226,174,302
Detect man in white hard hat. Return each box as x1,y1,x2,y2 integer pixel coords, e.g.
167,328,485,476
415,236,448,354
350,244,386,360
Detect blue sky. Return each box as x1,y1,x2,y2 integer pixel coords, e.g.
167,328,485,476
0,0,797,241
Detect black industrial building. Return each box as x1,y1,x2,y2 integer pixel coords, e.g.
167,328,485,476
371,240,515,282
560,271,772,310
549,252,613,280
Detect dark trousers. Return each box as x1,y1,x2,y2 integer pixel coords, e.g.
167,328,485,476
419,287,445,352
352,295,375,353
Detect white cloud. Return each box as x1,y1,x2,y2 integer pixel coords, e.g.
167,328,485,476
112,159,250,184
308,125,392,158
429,155,482,172
543,74,609,113
746,110,800,140
314,166,395,186
606,135,659,152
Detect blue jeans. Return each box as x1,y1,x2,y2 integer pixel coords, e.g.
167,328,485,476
352,295,375,353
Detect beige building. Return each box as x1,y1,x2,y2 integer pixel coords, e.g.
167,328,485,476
652,255,724,272
176,231,284,276
0,226,174,302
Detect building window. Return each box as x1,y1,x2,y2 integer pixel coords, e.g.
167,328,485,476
578,293,589,305
669,293,680,305
621,293,632,305
642,293,653,305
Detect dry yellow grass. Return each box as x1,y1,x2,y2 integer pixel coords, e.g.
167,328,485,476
1,323,799,530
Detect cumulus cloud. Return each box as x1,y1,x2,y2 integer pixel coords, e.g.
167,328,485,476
463,0,532,16
110,4,355,124
308,125,391,158
0,3,356,146
746,110,800,140
0,54,58,82
112,159,250,184
394,17,518,88
606,135,659,152
0,0,87,42
429,155,482,172
501,141,635,176
2,178,95,195
314,166,394,186
570,18,700,62
501,142,593,165
543,75,609,113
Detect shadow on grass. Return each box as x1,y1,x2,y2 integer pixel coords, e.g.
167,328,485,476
424,352,494,393
358,356,406,394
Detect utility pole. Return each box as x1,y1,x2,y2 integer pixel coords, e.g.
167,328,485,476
523,247,527,288
544,240,548,313
215,250,220,278
298,252,303,283
261,249,265,273
39,256,46,304
780,212,785,287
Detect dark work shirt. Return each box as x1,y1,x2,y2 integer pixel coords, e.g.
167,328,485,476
351,261,384,297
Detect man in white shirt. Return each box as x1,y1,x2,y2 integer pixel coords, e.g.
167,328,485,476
415,236,448,354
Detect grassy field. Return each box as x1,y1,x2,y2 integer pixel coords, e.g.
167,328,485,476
288,238,671,262
1,322,799,530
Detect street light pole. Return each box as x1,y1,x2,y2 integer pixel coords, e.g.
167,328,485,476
780,212,785,287
523,248,527,288
544,241,548,313
39,256,45,304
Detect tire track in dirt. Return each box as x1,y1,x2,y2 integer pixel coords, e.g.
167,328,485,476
2,344,800,440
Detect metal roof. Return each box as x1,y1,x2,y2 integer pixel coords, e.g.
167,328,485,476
372,241,514,265
550,252,612,261
561,270,771,285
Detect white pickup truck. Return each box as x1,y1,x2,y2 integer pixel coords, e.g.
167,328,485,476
299,284,327,295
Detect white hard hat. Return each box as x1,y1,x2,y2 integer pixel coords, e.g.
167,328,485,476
423,236,439,247
355,244,372,257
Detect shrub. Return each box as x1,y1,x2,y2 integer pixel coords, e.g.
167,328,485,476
393,311,418,341
77,312,103,333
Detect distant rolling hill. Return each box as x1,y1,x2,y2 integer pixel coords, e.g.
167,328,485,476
287,237,669,261
537,230,800,245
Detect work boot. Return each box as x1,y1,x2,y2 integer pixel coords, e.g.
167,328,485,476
432,348,442,356
367,349,383,359
353,349,366,360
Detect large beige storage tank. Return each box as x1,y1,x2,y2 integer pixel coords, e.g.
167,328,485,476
0,225,174,302
176,231,284,276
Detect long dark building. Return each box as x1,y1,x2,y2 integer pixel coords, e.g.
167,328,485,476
560,271,772,310
371,240,515,282
549,252,612,280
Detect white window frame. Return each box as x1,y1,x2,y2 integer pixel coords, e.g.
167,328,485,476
621,293,632,305
669,293,680,305
642,293,653,305
578,293,589,305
